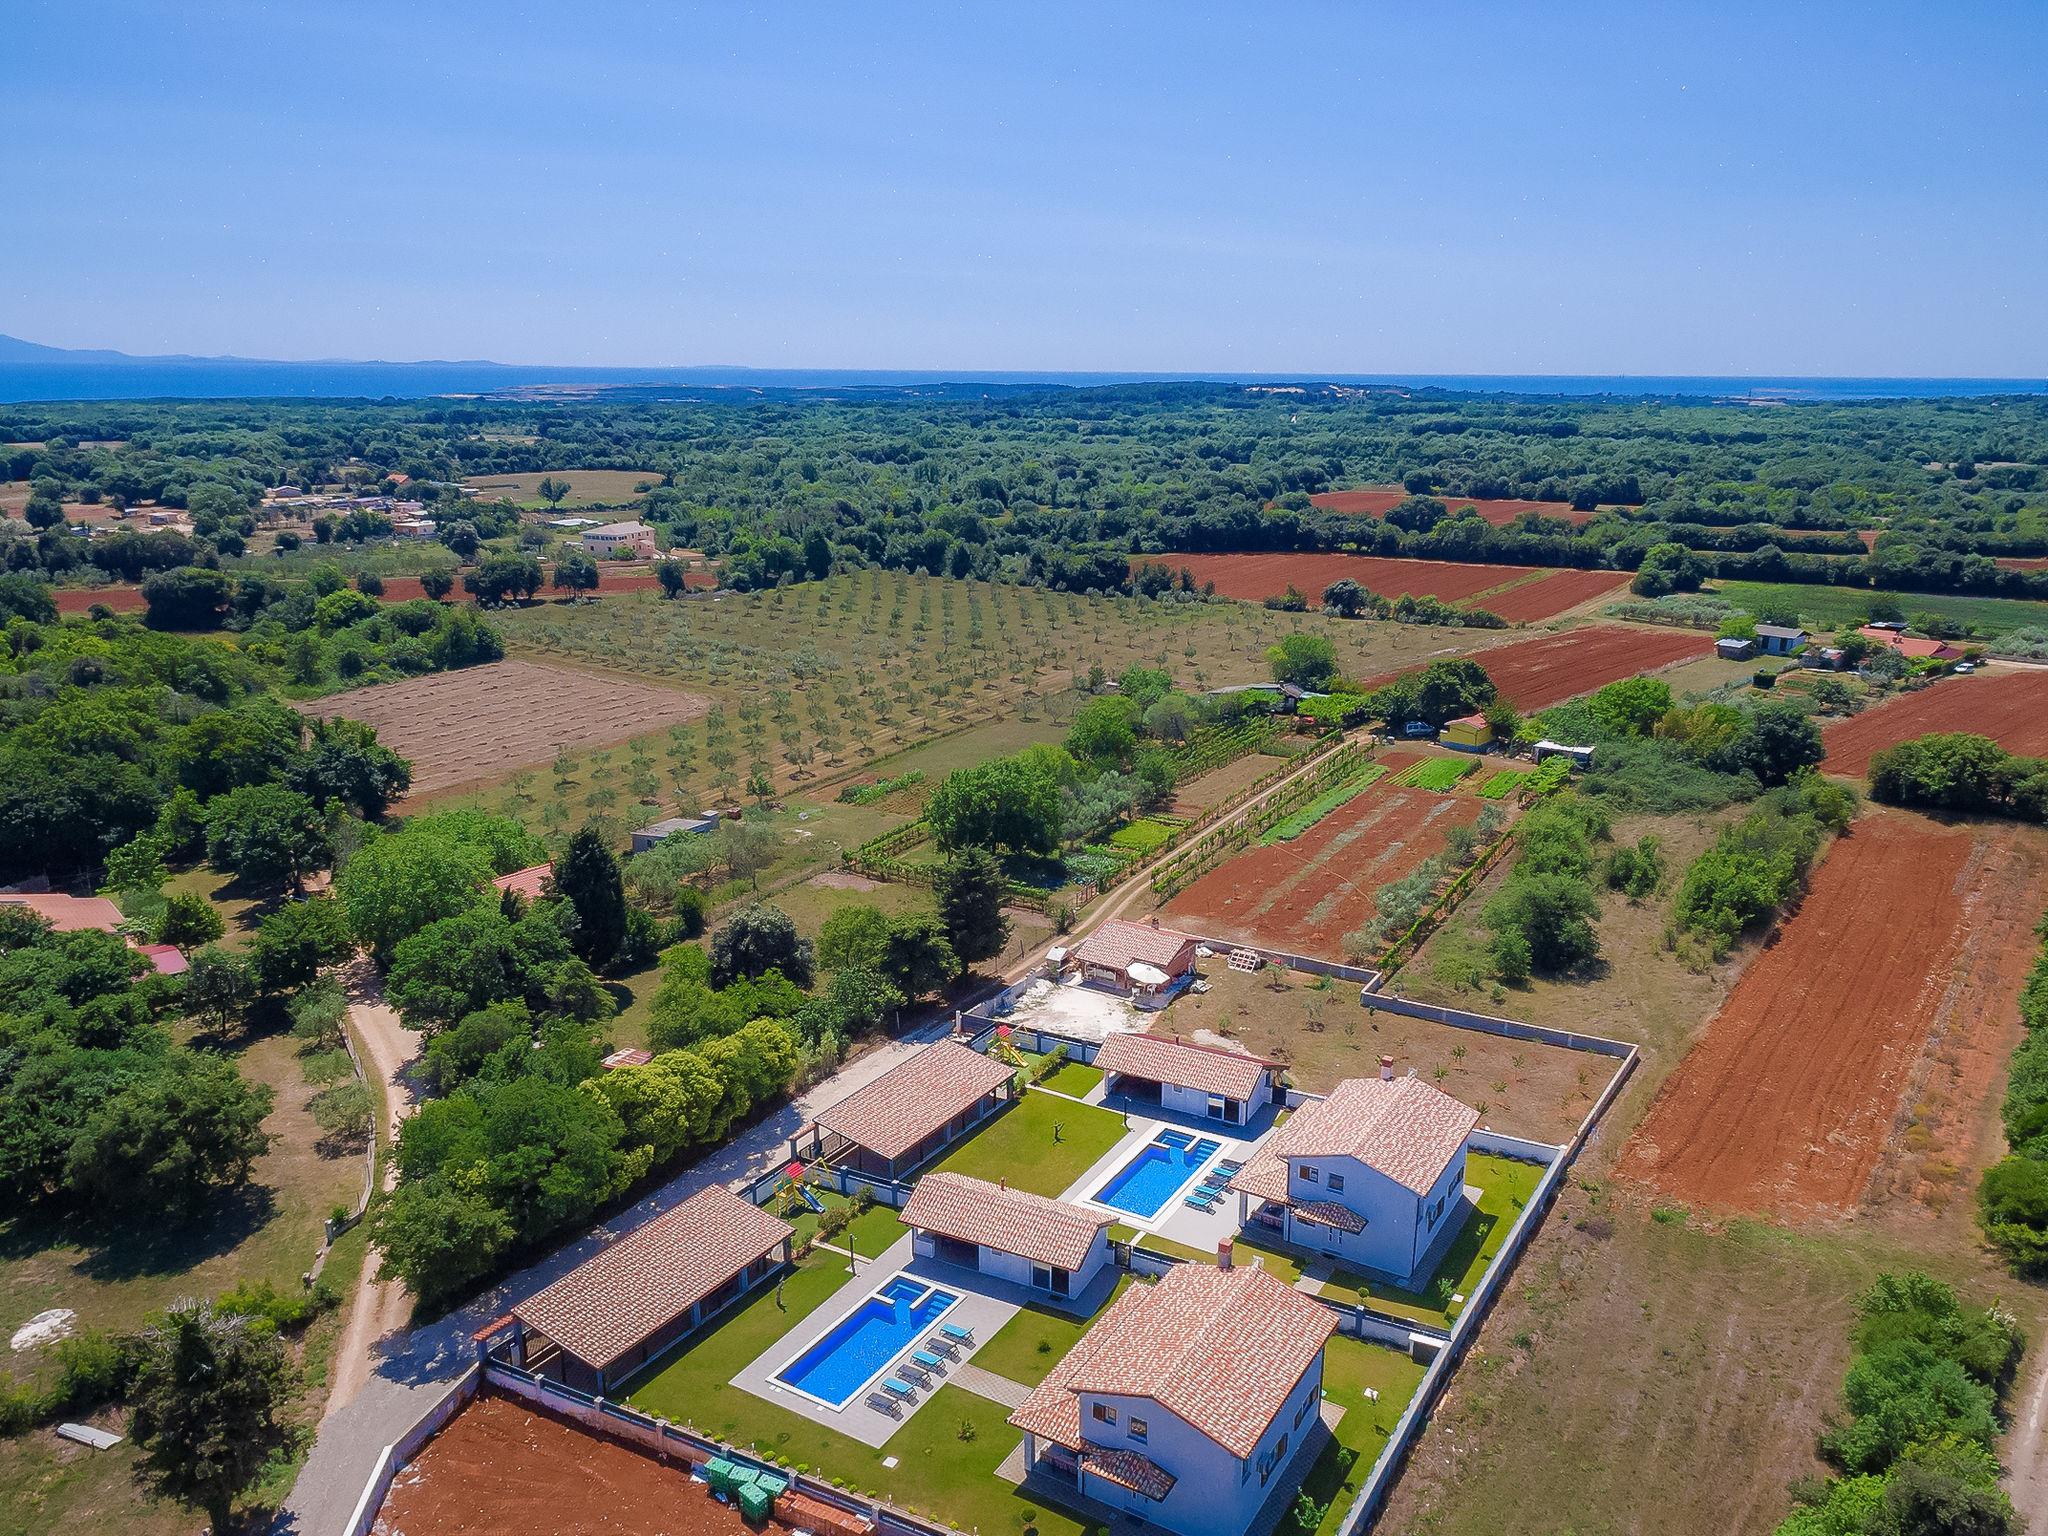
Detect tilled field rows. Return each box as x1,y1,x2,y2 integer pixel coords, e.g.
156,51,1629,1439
1820,667,2048,777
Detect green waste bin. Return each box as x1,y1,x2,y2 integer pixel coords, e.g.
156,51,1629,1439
705,1458,737,1494
753,1473,790,1500
739,1483,774,1523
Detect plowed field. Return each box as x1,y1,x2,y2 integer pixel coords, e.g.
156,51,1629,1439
1160,751,1482,958
1479,568,1632,622
1308,487,1597,527
1360,624,1713,712
1158,552,1543,606
296,658,708,797
1821,669,2048,776
54,585,145,614
1617,813,2048,1222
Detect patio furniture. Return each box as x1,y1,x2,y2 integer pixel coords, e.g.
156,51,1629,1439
883,1377,917,1400
911,1349,947,1373
1218,1159,1243,1173
939,1322,973,1344
900,1357,931,1382
924,1333,959,1356
866,1391,902,1416
1183,1192,1219,1211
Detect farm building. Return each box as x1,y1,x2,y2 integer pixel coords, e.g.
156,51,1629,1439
505,1185,792,1395
1094,1032,1277,1126
393,517,438,539
1229,1063,1477,1287
903,1171,1115,1301
1007,1261,1338,1536
582,520,657,557
630,811,721,853
1715,636,1756,660
1532,739,1595,770
1440,713,1494,751
1855,625,1961,661
1071,917,1200,1001
0,893,186,974
490,863,551,901
1755,624,1809,656
795,1039,1017,1177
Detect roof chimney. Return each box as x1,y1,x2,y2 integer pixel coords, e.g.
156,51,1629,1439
999,1176,1006,1192
1217,1238,1233,1270
1379,1055,1395,1082
1148,915,1160,929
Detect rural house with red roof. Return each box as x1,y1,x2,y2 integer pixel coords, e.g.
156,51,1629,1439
1228,1060,1478,1286
1071,916,1200,1003
796,1039,1017,1178
507,1185,791,1394
1007,1262,1338,1536
903,1171,1116,1302
1094,1031,1278,1127
1854,624,1962,662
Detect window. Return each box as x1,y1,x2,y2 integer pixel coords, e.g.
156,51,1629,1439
1128,1417,1148,1443
1295,1395,1314,1428
1327,1173,1345,1193
1299,1165,1320,1185
1207,1095,1228,1120
1429,1194,1446,1228
1092,1403,1117,1425
1261,1434,1289,1485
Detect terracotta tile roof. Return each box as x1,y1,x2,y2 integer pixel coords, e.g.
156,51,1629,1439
1009,1264,1336,1460
491,864,552,900
1855,626,1959,660
1095,1032,1273,1102
813,1041,1015,1162
1231,1076,1476,1202
1081,1445,1177,1501
1072,918,1200,974
903,1172,1112,1271
0,893,124,933
512,1186,791,1370
1290,1200,1366,1234
602,1047,653,1070
133,942,189,976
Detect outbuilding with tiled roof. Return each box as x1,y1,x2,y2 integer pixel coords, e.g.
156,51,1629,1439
1230,1064,1479,1286
799,1039,1016,1176
508,1185,791,1394
1095,1032,1277,1127
1008,1262,1336,1536
904,1171,1115,1301
1071,917,1200,1001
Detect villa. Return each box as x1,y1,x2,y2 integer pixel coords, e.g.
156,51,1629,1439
1094,1031,1277,1127
1008,1261,1338,1536
505,1186,792,1396
1228,1062,1477,1287
903,1171,1115,1301
796,1039,1018,1178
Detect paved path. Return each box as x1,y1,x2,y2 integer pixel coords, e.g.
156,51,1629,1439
277,1013,953,1535
2003,1344,2048,1531
950,1363,1031,1410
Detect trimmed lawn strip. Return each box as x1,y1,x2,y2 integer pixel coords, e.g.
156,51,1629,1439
1262,765,1392,844
1319,1153,1543,1326
1037,1060,1103,1098
625,1253,1097,1536
973,1277,1135,1387
921,1091,1128,1198
1283,1337,1430,1536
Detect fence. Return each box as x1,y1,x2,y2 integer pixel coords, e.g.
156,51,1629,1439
1371,828,1518,976
320,968,383,1255
342,1363,482,1536
1356,987,1638,1060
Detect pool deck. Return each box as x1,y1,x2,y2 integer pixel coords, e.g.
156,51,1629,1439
1064,1100,1279,1237
730,1238,1118,1448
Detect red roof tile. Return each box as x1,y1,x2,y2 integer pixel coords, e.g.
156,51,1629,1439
512,1186,791,1370
1081,1445,1177,1501
1009,1264,1335,1459
903,1172,1112,1271
813,1041,1015,1162
1231,1075,1476,1201
1073,918,1200,974
0,893,124,932
491,864,552,900
1095,1032,1273,1102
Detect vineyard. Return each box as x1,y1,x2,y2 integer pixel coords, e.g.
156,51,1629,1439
1147,740,1370,900
1261,764,1391,842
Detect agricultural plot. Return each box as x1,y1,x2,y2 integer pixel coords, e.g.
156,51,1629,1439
1474,769,1530,799
1478,566,1632,621
1307,487,1598,527
1363,623,1713,712
1618,811,2048,1222
1261,764,1390,842
1392,756,1479,791
294,658,709,797
1155,552,1546,609
463,468,658,507
1716,578,2048,635
1160,754,1485,960
1820,667,2048,777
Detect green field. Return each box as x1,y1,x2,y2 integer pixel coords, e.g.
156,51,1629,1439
1393,756,1480,792
1715,580,2048,636
1262,764,1391,842
1474,769,1530,799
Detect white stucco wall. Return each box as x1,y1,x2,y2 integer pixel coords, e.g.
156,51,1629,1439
1156,1073,1266,1125
1282,1143,1469,1284
910,1227,1112,1298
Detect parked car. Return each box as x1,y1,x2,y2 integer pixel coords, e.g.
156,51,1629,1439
1402,720,1438,738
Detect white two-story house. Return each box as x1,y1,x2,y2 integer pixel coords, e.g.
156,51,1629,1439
1229,1062,1478,1287
1008,1262,1338,1536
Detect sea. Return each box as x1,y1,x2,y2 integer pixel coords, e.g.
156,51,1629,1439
0,359,2041,406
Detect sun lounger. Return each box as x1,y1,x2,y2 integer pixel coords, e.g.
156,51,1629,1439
900,1357,931,1382
883,1377,917,1400
1183,1192,1219,1211
924,1333,959,1356
939,1321,973,1344
911,1349,946,1373
866,1391,901,1416
1218,1159,1243,1173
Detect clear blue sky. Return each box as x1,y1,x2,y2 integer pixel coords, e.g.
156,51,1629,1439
6,1,2045,376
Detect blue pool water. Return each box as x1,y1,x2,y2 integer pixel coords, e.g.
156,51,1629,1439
1092,1130,1225,1218
773,1275,959,1407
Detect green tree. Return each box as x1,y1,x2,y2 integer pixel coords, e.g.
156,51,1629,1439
936,848,1011,969
553,826,627,969
1588,677,1673,738
655,559,686,598
708,903,813,987
157,890,226,949
372,1180,515,1304
66,1052,274,1218
881,913,958,999
552,549,601,594
926,754,1063,854
538,475,572,508
1484,871,1601,974
1265,633,1338,690
818,902,891,971
249,896,356,994
1065,694,1140,768
419,568,455,601
129,1301,292,1535
204,784,331,887
289,715,411,819
1631,541,1705,597
335,829,493,956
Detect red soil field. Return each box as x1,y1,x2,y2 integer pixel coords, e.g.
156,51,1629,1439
1158,552,1541,606
1821,669,2048,778
1308,487,1596,528
374,1392,813,1536
1161,751,1482,959
53,585,145,614
1478,568,1632,622
1617,814,2048,1222
1362,624,1713,713
296,658,709,797
1996,555,2048,571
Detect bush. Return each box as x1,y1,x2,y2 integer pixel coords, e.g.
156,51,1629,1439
1603,836,1664,898
217,1277,338,1333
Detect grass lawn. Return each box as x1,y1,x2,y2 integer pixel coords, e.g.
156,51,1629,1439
1715,579,2048,637
157,864,285,951
624,1253,1102,1536
972,1276,1133,1387
1037,1059,1103,1098
1318,1153,1545,1326
1280,1336,1429,1536
920,1091,1129,1198
837,1203,909,1260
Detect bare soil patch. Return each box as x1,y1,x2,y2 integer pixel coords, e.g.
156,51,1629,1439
1307,487,1597,528
1363,624,1712,712
1617,812,2048,1223
464,468,659,508
1479,567,1632,622
53,585,145,614
1157,553,1545,608
1820,668,2048,777
1168,748,1291,814
1160,750,1483,960
372,1392,807,1536
295,658,709,798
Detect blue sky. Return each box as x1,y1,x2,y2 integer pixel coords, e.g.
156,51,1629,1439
5,1,2045,375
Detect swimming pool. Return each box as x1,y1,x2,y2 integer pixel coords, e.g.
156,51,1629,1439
772,1274,960,1409
1091,1129,1225,1218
